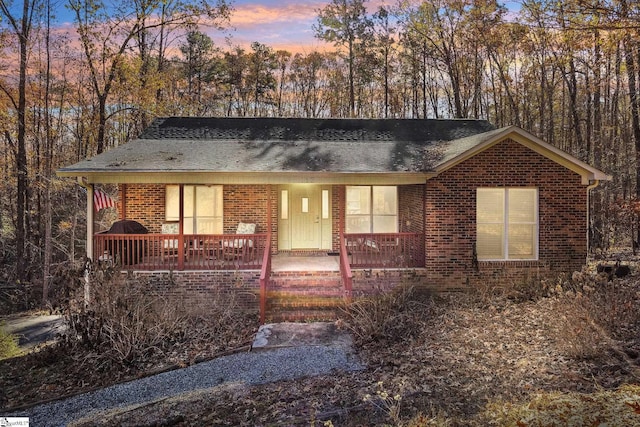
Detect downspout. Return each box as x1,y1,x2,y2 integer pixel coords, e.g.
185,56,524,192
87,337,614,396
586,179,601,260
77,177,94,304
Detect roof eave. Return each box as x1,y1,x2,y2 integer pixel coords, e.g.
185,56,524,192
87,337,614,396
56,170,433,185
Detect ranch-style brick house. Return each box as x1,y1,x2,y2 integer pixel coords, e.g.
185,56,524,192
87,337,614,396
58,117,611,322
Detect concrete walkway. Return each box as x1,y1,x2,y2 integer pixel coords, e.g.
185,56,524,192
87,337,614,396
1,313,65,349
7,322,363,427
252,321,352,349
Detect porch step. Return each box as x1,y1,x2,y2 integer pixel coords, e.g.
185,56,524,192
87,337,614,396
266,270,345,323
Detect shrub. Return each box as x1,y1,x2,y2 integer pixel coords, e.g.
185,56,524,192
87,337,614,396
0,323,22,360
340,285,429,345
61,261,256,369
63,265,188,366
550,269,640,361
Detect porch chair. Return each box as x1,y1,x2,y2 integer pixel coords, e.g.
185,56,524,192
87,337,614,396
161,223,180,258
221,222,256,259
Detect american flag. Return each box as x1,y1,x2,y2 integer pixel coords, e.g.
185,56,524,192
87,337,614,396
94,188,116,212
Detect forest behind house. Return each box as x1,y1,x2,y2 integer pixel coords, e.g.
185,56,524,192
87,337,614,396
0,0,638,307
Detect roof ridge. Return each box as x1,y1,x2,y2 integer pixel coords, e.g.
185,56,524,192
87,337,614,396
138,117,496,142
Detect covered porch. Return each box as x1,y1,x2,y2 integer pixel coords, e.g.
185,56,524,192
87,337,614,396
88,180,427,272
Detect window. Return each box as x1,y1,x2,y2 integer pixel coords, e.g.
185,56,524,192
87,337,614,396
476,188,538,260
281,190,288,220
165,185,223,234
346,186,398,233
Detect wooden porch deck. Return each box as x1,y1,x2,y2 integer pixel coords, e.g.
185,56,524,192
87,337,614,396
272,253,340,272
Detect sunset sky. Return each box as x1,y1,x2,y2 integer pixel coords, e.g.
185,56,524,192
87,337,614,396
50,0,522,55
221,0,333,53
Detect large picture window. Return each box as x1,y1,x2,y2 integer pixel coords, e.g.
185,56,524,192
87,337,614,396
166,185,223,234
346,186,398,233
476,188,538,260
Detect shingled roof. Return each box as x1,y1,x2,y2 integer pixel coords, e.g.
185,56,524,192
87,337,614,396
58,117,496,175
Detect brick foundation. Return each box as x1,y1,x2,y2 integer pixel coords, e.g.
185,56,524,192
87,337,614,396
132,270,262,314
351,268,430,296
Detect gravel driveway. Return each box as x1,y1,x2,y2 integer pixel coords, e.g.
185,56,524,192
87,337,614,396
9,323,364,427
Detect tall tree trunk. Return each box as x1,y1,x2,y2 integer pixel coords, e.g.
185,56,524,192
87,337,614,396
623,35,640,249
348,38,355,117
43,0,53,304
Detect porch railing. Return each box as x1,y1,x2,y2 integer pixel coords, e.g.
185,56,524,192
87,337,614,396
93,233,269,270
259,235,272,324
340,238,353,302
344,233,425,268
93,232,424,271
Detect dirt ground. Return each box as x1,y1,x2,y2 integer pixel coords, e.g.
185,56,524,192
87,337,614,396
2,259,640,425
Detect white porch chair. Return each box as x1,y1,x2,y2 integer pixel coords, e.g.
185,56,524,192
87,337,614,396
161,223,179,257
222,222,256,258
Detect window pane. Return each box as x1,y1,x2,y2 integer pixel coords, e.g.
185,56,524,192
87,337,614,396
373,216,397,233
322,190,329,219
183,217,194,234
346,186,370,214
509,189,536,223
166,185,223,234
213,186,223,217
477,224,504,259
197,217,222,234
196,186,215,216
373,186,397,215
346,216,370,233
184,186,195,217
477,188,504,223
281,190,288,220
165,185,180,221
508,224,535,258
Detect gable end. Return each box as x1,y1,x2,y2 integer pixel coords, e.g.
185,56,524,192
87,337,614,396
433,127,611,185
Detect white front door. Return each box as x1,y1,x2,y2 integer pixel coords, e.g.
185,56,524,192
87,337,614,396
290,185,321,249
278,185,332,251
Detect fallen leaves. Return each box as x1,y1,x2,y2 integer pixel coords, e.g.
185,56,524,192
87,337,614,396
3,264,640,425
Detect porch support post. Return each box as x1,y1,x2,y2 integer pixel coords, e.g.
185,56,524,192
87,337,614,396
85,181,94,260
267,184,272,238
178,184,185,270
120,184,127,219
82,178,94,305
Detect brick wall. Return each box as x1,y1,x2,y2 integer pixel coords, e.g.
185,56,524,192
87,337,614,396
399,184,425,234
425,138,588,289
332,185,343,251
352,268,429,295
223,185,271,234
119,184,166,232
119,183,421,255
119,184,274,236
133,270,262,313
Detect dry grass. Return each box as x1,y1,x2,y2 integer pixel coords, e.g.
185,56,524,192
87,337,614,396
480,385,640,426
0,323,21,360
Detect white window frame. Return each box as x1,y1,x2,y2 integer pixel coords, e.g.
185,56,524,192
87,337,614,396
165,185,223,234
346,186,398,233
476,187,539,261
